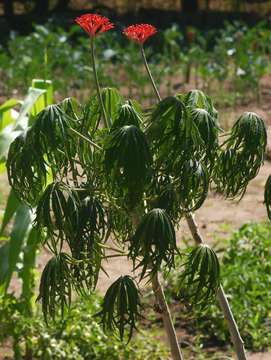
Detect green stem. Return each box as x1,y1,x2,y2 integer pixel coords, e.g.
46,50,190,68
70,127,102,150
140,46,161,102
90,37,110,128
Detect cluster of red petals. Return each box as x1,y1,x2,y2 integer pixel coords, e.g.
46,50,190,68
75,13,114,37
123,24,157,45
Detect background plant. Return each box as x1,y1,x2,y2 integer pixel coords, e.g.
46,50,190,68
0,292,168,359
164,222,271,352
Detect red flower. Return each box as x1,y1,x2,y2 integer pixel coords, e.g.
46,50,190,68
75,13,114,37
123,24,157,45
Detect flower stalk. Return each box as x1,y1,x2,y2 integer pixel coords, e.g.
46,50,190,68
90,37,111,128
140,46,161,102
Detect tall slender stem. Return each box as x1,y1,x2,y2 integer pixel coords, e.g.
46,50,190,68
140,46,161,102
90,37,111,128
140,47,247,360
130,212,183,360
152,273,184,360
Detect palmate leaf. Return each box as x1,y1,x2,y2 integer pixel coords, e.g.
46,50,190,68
59,97,82,120
36,186,107,290
7,128,47,206
107,205,134,244
7,102,80,205
264,175,271,221
31,103,78,175
146,96,204,176
177,159,209,212
214,112,267,199
98,275,141,341
181,90,221,171
129,208,177,279
69,194,107,291
104,125,152,208
111,102,142,129
177,244,220,308
83,87,123,132
182,89,218,120
228,112,267,153
37,252,75,323
35,182,80,250
190,108,220,166
149,175,181,222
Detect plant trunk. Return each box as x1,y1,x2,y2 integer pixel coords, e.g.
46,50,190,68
152,273,184,360
185,213,247,360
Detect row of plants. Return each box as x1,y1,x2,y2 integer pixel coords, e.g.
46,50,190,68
1,20,271,106
1,12,271,360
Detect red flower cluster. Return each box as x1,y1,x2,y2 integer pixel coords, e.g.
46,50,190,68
75,13,114,37
123,24,157,45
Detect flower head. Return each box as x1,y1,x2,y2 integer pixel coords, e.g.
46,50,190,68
75,13,114,37
123,24,157,45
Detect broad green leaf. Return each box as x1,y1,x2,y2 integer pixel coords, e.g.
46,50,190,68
30,79,53,117
15,87,46,130
20,227,40,314
0,99,20,131
0,189,20,235
0,241,9,291
0,205,31,294
0,129,21,161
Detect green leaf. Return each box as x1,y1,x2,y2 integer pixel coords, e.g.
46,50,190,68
101,87,123,126
104,125,152,208
129,208,177,279
99,275,141,341
177,244,220,307
0,98,20,131
20,227,41,314
0,205,31,294
0,129,21,162
264,175,271,221
15,87,46,130
146,96,204,176
37,252,75,323
112,102,142,129
30,79,53,118
214,112,266,199
0,189,20,235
